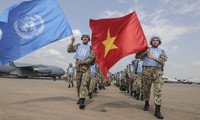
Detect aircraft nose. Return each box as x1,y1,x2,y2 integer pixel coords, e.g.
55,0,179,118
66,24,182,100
61,69,65,75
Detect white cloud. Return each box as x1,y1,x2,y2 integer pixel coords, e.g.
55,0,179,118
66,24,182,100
142,21,189,44
72,29,82,38
161,0,171,4
130,7,147,20
167,61,185,69
69,29,83,44
99,8,191,45
127,2,200,44
139,9,191,44
99,10,125,18
191,61,200,66
173,1,200,15
31,48,64,59
48,29,82,45
168,45,179,54
48,49,63,57
131,0,140,3
118,0,126,3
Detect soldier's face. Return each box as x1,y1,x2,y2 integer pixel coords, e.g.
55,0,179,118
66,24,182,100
151,38,160,47
82,36,89,44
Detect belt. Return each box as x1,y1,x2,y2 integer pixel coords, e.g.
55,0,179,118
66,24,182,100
143,66,161,68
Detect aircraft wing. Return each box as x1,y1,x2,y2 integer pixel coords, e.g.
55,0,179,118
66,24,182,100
11,62,52,74
14,62,44,68
9,62,65,77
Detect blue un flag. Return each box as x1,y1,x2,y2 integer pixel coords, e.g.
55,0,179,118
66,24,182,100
0,0,73,65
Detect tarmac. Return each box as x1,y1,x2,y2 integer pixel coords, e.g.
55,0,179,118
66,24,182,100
0,77,200,120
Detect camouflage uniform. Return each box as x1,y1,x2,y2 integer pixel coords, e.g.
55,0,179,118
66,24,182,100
136,35,167,119
131,61,137,96
89,64,102,94
125,64,134,95
66,65,75,88
89,76,98,93
132,59,142,99
99,76,106,90
136,49,167,105
121,70,126,86
110,74,116,85
115,72,120,87
67,43,95,99
119,70,127,92
135,73,142,93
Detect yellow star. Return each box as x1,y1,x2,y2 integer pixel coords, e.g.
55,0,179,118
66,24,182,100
102,29,118,57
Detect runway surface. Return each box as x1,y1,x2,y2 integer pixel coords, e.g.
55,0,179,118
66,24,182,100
0,78,199,120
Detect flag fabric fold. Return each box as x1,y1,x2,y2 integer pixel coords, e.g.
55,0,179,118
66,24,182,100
0,0,72,65
90,11,148,79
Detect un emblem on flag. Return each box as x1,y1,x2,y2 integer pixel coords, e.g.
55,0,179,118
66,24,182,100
14,14,45,39
0,28,2,41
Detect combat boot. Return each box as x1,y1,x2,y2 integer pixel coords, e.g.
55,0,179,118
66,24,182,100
143,101,149,111
130,91,133,96
88,92,92,99
99,85,102,90
71,82,74,87
77,98,80,104
155,105,164,119
136,93,140,100
94,88,97,93
127,89,129,94
79,98,85,109
140,95,143,101
133,91,137,98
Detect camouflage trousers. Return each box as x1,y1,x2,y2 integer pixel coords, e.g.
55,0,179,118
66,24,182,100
133,73,142,93
141,67,164,105
99,78,105,88
76,69,90,98
128,78,134,92
89,76,99,93
67,74,74,86
137,73,144,95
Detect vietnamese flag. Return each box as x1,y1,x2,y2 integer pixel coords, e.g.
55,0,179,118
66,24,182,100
89,11,148,79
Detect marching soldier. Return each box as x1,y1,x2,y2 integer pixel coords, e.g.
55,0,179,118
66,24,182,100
67,35,95,109
88,62,102,99
127,58,135,96
136,35,167,119
133,59,143,100
66,63,75,88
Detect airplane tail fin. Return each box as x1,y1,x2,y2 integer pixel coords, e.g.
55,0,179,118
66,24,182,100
9,62,16,67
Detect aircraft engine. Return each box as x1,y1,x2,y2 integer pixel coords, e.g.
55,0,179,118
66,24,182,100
33,67,52,73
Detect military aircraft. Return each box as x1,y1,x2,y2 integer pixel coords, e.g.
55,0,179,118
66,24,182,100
163,76,200,85
163,76,180,83
0,62,65,80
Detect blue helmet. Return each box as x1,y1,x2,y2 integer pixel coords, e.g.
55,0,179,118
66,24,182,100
150,35,161,45
81,34,90,41
131,57,135,63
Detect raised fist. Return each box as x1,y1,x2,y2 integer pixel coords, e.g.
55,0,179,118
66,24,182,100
71,36,75,43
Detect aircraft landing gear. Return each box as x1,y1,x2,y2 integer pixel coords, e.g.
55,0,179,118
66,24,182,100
53,76,56,81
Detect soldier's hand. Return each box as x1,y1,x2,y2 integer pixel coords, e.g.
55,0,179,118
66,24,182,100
77,60,84,65
147,54,154,59
71,36,75,43
145,49,150,54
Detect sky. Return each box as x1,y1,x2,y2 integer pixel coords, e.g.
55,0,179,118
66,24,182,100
0,0,200,79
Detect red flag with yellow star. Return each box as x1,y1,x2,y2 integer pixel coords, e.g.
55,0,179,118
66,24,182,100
89,11,148,79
